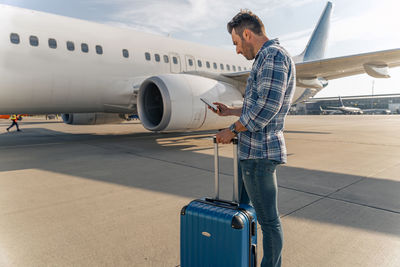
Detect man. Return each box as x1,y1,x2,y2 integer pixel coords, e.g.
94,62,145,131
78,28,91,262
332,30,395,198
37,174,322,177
212,10,295,267
6,114,22,132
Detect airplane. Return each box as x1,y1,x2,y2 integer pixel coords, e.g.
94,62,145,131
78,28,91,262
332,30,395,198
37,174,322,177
322,96,364,114
319,107,343,115
1,2,400,132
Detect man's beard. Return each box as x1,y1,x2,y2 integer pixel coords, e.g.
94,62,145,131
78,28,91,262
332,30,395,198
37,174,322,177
242,39,256,60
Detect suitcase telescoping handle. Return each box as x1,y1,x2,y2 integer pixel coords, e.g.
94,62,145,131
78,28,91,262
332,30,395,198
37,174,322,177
213,136,239,203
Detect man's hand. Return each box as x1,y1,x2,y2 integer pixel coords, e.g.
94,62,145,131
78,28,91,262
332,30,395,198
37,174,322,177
208,102,242,117
208,102,231,116
216,128,235,144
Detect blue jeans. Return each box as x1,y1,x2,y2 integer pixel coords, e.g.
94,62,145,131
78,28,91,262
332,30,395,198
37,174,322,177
239,158,283,267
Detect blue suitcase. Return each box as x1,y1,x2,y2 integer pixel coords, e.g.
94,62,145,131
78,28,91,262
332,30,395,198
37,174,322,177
180,138,257,267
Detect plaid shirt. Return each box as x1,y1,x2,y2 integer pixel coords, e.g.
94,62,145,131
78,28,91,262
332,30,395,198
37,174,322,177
238,39,295,163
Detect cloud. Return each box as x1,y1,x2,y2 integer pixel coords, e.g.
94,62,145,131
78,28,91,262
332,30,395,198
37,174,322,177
95,0,321,37
279,28,313,56
330,0,400,49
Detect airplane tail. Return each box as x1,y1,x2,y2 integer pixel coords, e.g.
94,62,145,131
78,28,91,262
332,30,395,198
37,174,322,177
294,1,333,62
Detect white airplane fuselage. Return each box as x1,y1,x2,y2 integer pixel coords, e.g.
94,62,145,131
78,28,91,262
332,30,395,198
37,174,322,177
338,107,363,114
0,5,311,114
0,5,268,114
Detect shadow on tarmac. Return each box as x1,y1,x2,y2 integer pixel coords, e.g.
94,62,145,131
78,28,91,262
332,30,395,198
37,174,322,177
0,127,399,238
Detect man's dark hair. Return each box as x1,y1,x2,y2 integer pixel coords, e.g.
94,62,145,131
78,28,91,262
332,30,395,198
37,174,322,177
227,9,265,38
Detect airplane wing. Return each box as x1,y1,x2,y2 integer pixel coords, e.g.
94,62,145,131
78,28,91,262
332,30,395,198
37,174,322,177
185,48,400,104
184,70,250,95
221,71,250,84
296,48,400,80
194,48,400,88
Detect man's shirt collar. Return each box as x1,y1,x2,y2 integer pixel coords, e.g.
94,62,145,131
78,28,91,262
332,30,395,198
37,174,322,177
254,38,280,61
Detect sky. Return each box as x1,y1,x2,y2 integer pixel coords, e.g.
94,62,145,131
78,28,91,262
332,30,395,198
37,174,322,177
1,0,400,98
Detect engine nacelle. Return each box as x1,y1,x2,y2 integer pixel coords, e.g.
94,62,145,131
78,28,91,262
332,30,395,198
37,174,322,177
137,74,243,131
61,113,127,125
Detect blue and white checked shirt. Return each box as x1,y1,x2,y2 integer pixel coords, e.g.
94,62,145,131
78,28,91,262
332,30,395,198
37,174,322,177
238,39,296,163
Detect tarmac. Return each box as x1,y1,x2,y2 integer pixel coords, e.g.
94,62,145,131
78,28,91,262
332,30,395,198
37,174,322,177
0,115,399,267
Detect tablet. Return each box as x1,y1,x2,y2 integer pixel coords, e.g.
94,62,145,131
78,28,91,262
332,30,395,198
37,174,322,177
200,98,218,111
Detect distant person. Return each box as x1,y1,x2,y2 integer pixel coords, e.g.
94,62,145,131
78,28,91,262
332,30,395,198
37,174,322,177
6,114,22,132
211,10,295,267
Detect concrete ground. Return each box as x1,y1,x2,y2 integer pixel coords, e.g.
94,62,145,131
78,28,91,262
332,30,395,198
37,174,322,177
0,115,399,267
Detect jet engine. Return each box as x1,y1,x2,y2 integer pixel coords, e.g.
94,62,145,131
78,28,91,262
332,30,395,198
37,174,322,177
137,74,243,132
61,113,127,125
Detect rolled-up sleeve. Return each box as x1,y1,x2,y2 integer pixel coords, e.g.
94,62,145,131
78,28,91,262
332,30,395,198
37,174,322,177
239,53,288,132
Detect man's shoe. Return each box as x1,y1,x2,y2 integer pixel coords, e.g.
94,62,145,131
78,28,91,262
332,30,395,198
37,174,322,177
17,129,21,132
6,128,9,132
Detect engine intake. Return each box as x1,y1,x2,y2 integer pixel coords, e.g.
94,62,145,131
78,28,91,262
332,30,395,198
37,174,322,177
138,74,242,132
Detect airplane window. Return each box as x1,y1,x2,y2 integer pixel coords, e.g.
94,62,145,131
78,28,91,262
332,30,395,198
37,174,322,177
163,55,169,63
145,52,151,61
188,59,193,66
48,38,57,49
206,61,210,68
232,65,236,71
96,45,103,55
67,41,75,51
155,54,160,62
29,35,39,47
197,60,202,68
220,63,224,70
238,66,242,71
10,33,20,44
122,49,129,58
173,56,178,64
81,43,89,53
226,64,230,71
213,62,217,69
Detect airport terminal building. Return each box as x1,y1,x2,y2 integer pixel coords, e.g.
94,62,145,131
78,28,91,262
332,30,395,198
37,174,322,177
293,94,400,115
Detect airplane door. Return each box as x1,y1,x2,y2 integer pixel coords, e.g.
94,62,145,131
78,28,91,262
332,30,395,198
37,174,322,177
185,55,196,72
169,53,181,73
